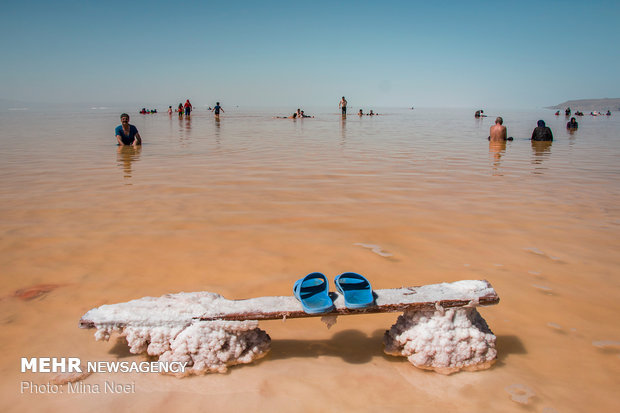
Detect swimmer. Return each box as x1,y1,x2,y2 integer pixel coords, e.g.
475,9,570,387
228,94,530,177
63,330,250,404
358,109,364,116
565,107,571,116
178,103,183,118
115,113,142,147
296,108,302,118
475,109,484,118
300,110,313,118
555,111,560,116
211,102,224,118
566,117,578,129
531,120,553,141
368,110,375,116
168,106,173,115
606,110,612,116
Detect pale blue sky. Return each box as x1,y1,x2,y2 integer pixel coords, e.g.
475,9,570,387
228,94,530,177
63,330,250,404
1,0,618,108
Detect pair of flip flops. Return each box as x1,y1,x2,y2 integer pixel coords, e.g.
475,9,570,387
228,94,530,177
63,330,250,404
293,272,375,314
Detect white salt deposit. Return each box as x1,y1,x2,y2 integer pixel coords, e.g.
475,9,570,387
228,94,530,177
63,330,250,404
384,307,496,374
84,292,272,375
592,340,620,348
531,284,553,292
505,383,536,404
353,243,393,257
94,319,270,375
51,368,92,385
81,280,498,375
158,321,270,375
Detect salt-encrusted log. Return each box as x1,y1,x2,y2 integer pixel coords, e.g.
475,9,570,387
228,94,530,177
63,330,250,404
384,307,497,374
79,280,498,328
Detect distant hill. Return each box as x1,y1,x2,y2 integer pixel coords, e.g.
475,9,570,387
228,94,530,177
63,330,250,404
546,98,620,111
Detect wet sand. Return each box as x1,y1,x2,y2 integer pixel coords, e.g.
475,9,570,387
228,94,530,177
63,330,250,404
1,108,619,412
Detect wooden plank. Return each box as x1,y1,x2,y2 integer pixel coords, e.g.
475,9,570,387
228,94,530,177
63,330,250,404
199,279,499,321
79,280,498,329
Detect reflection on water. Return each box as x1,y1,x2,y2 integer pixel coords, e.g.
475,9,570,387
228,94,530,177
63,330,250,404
116,145,142,180
489,141,507,175
531,140,552,173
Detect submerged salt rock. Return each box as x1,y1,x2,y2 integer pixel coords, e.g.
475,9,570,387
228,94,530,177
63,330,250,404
384,307,496,374
159,321,271,375
505,383,535,404
93,318,271,375
51,368,92,385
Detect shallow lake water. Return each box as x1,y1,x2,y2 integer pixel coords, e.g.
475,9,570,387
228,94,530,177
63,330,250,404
1,107,619,412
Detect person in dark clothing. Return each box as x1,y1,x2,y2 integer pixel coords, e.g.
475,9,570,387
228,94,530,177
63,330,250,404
566,117,578,130
531,120,553,141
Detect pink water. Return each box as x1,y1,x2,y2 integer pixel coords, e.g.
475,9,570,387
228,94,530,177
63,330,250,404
1,107,619,412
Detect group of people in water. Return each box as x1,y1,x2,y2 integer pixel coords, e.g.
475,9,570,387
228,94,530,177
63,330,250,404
485,105,614,143
555,107,611,117
275,108,314,119
488,117,565,142
164,100,224,119
118,98,613,146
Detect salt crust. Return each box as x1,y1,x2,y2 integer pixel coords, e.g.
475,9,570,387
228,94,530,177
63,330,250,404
83,280,494,375
384,307,496,374
94,320,270,375
83,280,493,327
87,293,271,375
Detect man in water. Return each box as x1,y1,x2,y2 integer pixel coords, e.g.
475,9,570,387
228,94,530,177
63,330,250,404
115,113,142,146
475,109,484,118
184,100,192,118
566,117,578,130
531,120,553,141
339,96,347,115
489,117,508,141
211,102,224,118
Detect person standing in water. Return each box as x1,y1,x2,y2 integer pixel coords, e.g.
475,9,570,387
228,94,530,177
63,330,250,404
178,103,183,118
184,100,192,118
566,117,578,130
211,102,224,119
115,113,142,146
339,96,347,115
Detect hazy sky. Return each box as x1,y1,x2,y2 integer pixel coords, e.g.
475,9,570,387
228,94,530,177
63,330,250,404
1,0,618,109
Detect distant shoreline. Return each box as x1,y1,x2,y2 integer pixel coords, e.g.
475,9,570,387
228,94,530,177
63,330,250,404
546,98,619,111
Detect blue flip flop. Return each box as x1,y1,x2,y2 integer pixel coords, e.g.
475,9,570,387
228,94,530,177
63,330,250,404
334,272,375,309
293,272,335,314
